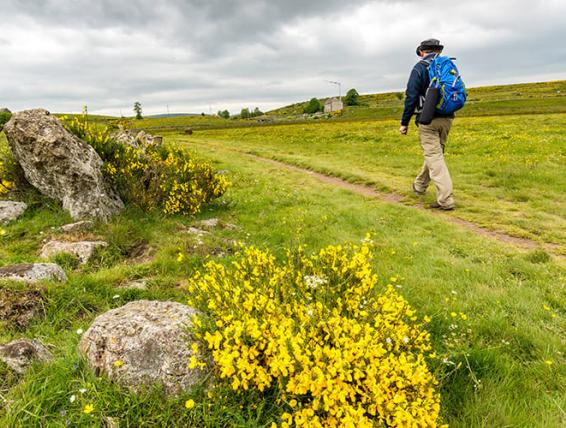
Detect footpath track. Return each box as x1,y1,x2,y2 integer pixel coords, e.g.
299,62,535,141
188,139,564,259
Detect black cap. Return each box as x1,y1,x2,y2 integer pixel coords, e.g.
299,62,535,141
416,38,444,55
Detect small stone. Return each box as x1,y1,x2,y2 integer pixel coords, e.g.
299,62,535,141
196,218,219,229
40,240,108,264
60,221,95,233
0,263,67,283
0,201,27,224
0,339,53,374
195,218,238,231
185,227,211,236
104,417,120,428
118,279,148,290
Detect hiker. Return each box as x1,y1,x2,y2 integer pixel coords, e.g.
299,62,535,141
399,38,465,211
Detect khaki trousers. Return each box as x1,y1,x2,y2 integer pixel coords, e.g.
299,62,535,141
414,117,455,208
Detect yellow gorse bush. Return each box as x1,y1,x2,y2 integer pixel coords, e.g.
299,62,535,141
188,241,443,427
63,115,230,215
0,143,18,195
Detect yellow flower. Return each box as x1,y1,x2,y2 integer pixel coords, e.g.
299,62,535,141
83,404,94,414
544,360,554,366
177,252,185,262
114,360,124,368
185,399,195,409
189,243,441,427
450,312,457,318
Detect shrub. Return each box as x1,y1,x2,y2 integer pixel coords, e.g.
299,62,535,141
304,98,322,114
63,115,230,215
0,139,25,196
187,240,442,427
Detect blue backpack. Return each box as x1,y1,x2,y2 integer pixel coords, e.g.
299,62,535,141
426,55,467,114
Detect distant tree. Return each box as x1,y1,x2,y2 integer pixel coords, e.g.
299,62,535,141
201,112,205,116
133,102,143,120
253,107,263,117
240,108,251,119
344,88,360,106
396,92,404,101
221,110,230,119
304,98,322,114
0,111,12,128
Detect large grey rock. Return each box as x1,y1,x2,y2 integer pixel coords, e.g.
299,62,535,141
0,339,53,373
40,240,107,264
0,263,67,282
3,109,123,221
79,300,203,395
0,201,27,223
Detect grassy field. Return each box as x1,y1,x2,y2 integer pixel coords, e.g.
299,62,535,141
178,113,566,251
1,82,566,426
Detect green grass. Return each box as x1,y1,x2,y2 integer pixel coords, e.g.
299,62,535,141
1,131,566,426
179,113,566,250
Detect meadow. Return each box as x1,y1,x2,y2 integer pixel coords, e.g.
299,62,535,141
1,81,566,427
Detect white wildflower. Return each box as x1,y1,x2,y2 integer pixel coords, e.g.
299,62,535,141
304,275,327,289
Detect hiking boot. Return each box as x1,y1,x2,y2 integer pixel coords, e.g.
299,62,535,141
412,183,426,196
429,202,454,211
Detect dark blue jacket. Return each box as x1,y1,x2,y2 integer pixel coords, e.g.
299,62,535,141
401,53,453,126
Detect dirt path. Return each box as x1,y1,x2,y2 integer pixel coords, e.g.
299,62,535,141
249,155,564,256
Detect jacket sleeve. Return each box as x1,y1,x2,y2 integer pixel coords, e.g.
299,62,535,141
401,66,422,126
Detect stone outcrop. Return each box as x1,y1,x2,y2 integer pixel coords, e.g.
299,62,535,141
79,300,203,394
0,263,67,283
0,339,53,373
0,201,27,223
3,109,123,221
40,240,107,264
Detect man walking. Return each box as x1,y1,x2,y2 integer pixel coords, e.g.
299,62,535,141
400,38,455,210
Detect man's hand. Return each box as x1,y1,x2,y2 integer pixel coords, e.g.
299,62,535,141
399,125,408,135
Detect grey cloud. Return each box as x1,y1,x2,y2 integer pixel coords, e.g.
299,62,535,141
0,0,565,115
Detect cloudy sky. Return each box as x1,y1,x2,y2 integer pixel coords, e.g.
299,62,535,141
1,0,565,116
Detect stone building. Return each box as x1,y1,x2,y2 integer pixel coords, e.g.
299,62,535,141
324,97,343,113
